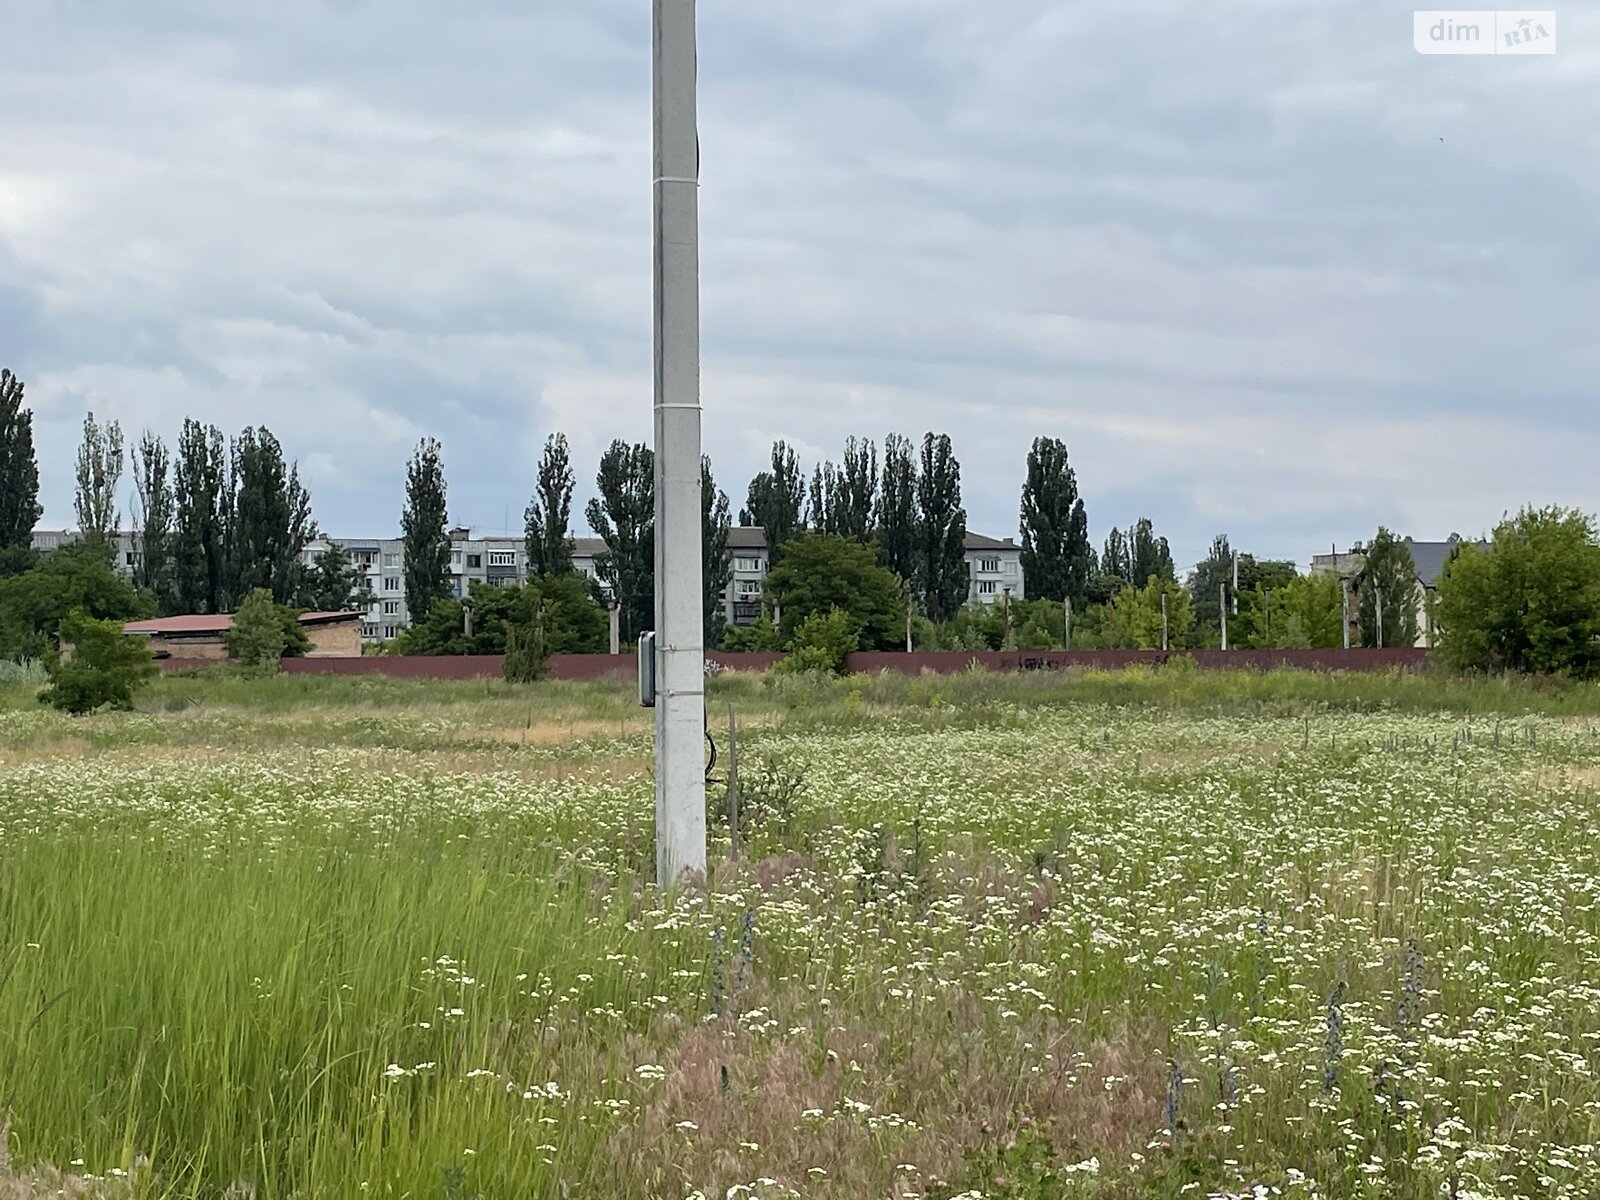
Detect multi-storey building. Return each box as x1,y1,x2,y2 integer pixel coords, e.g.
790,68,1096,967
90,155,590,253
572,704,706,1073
34,524,1025,643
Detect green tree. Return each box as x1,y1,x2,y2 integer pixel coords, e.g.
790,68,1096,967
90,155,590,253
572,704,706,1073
1189,535,1236,648
1435,507,1600,676
131,431,175,611
1019,436,1093,605
401,576,605,657
227,588,290,669
1101,528,1132,583
586,440,654,644
503,600,556,684
876,433,918,585
0,368,42,569
806,460,840,534
836,437,878,542
1106,576,1192,649
776,607,859,675
73,411,125,561
762,533,906,650
1129,518,1174,588
0,540,153,661
524,433,575,578
1358,528,1419,649
402,438,451,625
44,609,157,714
1255,570,1344,648
702,455,732,650
229,427,315,605
172,420,230,614
741,441,805,566
916,432,967,622
301,541,364,611
723,613,781,653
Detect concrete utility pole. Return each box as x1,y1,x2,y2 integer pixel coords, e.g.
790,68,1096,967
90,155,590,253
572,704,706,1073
1231,551,1239,616
1160,591,1169,651
1064,597,1072,650
1220,582,1229,651
609,601,621,656
1377,589,1385,650
1341,579,1351,650
652,0,706,884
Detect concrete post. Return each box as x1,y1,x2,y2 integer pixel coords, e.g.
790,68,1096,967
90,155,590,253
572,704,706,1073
652,0,706,884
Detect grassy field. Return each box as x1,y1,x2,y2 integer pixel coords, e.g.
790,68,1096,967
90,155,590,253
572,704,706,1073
1,666,1599,1199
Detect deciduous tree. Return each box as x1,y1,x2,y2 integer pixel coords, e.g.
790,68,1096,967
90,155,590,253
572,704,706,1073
876,433,918,584
402,438,451,625
1358,528,1419,649
73,411,124,561
525,433,575,578
0,368,42,570
1018,436,1093,605
172,420,229,614
741,441,805,566
916,432,967,622
702,455,732,649
586,440,654,643
762,533,906,651
131,432,175,610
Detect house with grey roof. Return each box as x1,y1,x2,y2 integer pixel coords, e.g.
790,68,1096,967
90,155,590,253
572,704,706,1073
1310,535,1486,648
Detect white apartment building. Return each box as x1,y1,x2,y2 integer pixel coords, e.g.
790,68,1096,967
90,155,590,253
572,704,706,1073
33,525,1026,643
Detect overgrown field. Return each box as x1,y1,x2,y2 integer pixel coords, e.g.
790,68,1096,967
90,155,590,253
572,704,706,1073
1,668,1599,1199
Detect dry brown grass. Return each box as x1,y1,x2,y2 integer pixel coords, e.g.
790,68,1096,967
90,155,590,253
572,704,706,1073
592,1000,1166,1199
0,1122,138,1199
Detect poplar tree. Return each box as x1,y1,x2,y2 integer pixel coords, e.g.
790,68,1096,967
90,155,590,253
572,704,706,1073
402,438,451,624
0,368,41,569
586,440,655,643
1018,436,1092,604
702,455,732,649
525,433,575,577
74,411,125,561
876,433,918,585
916,432,968,621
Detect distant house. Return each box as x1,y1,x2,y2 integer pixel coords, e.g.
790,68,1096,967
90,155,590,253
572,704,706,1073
1311,535,1486,648
123,611,364,661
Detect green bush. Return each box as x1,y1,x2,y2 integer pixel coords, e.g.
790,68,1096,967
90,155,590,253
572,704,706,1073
775,607,858,675
0,658,47,688
227,589,287,670
503,601,555,684
1435,506,1600,676
43,610,158,714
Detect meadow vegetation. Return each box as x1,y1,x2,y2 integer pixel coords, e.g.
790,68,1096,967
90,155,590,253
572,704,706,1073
0,665,1598,1198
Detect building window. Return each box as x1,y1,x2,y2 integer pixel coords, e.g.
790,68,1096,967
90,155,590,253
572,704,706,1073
382,553,400,568
737,582,761,598
735,557,762,572
451,550,462,563
383,577,400,591
362,624,377,638
125,552,137,566
383,600,400,615
979,557,1000,573
978,580,998,595
466,554,482,569
488,551,515,566
383,625,396,639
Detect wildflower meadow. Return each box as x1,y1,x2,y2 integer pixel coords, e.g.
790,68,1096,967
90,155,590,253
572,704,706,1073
1,667,1598,1199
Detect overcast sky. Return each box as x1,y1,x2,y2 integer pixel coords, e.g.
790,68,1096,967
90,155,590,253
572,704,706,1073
4,1,1597,571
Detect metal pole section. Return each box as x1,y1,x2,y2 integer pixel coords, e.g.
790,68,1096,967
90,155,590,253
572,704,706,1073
1341,579,1351,650
1231,551,1239,615
652,0,706,885
1220,582,1228,651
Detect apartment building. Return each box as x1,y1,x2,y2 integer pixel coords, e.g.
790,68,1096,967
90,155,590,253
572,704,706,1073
34,525,1026,643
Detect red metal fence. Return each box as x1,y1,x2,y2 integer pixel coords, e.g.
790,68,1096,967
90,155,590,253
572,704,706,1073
263,647,1429,681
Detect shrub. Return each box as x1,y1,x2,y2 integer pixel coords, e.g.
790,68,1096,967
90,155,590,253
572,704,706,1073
226,589,289,670
503,601,555,684
0,658,47,688
775,607,858,675
43,610,157,714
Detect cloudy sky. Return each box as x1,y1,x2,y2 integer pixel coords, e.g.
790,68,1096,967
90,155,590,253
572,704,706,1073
4,1,1597,571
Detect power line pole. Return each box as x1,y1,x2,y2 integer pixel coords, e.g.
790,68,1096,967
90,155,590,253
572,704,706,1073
652,0,706,885
1341,578,1351,650
1220,582,1228,651
1160,590,1168,651
1064,596,1071,650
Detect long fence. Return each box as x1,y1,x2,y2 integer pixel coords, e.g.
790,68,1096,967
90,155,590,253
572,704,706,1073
268,647,1429,681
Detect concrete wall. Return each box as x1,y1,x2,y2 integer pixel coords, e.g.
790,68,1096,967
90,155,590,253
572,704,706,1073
304,620,364,658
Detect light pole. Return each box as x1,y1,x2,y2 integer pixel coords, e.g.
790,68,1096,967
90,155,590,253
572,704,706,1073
652,0,706,884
